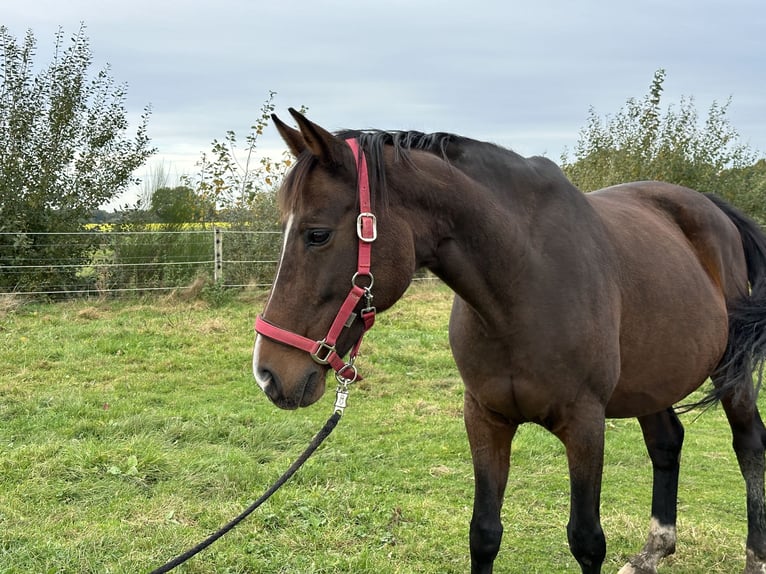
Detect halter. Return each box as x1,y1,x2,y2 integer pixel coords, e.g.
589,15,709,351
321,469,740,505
254,138,377,387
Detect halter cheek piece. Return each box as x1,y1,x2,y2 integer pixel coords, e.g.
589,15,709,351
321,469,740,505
254,138,377,386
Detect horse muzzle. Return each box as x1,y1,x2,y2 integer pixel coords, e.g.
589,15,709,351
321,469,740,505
254,338,326,410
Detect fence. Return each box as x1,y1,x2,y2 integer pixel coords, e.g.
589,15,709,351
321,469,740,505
0,228,283,297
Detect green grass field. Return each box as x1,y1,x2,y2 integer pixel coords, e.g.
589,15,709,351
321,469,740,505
0,283,758,573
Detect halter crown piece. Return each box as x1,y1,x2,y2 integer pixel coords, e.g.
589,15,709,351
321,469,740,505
254,139,377,409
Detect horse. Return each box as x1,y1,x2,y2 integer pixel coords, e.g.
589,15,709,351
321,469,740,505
252,108,766,573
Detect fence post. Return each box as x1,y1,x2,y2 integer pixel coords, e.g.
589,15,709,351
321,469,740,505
214,227,223,283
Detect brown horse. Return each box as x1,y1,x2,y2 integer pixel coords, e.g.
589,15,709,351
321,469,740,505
252,109,766,573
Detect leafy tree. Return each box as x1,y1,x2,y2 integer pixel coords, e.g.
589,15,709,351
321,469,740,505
0,24,154,292
148,186,215,225
716,159,766,225
87,209,123,224
561,69,764,222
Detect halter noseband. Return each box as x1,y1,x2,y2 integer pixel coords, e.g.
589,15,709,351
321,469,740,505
254,138,377,385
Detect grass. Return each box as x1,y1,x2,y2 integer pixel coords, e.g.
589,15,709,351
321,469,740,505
0,282,759,573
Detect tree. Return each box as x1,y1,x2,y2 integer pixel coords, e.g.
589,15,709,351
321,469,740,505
0,24,154,292
561,69,764,222
148,186,215,225
718,159,766,225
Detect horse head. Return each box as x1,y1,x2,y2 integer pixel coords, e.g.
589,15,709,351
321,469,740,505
252,109,416,409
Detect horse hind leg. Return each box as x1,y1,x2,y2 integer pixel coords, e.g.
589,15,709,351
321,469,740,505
718,376,766,574
619,408,684,574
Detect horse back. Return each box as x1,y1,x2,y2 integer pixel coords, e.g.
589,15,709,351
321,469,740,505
589,182,748,301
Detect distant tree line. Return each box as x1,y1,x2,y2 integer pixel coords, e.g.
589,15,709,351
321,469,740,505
119,91,294,231
1,25,763,295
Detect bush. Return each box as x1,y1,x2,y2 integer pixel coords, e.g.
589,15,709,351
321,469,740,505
561,69,764,222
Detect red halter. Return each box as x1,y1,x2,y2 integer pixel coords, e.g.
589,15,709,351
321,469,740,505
254,138,377,384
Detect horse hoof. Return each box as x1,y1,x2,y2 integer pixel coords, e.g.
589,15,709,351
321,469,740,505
744,548,766,573
618,562,656,574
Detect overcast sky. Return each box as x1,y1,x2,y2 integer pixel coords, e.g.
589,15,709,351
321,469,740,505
4,0,765,208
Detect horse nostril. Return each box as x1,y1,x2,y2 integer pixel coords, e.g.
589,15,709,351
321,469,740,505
256,367,273,387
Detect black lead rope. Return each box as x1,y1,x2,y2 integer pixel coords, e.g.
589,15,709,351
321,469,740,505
148,410,343,574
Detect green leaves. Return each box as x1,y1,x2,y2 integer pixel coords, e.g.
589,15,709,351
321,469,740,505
0,24,155,292
561,69,765,223
0,24,154,216
148,185,215,224
106,454,139,477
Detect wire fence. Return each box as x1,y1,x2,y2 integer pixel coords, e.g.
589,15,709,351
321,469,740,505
0,228,283,297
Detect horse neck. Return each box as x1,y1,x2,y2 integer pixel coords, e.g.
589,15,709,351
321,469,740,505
390,154,535,329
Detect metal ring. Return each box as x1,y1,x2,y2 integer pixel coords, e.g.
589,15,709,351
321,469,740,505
335,363,358,385
351,271,374,290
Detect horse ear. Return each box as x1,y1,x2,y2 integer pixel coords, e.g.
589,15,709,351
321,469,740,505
272,113,307,157
288,107,348,166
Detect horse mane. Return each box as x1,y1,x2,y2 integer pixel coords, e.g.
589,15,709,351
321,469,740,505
278,128,571,216
342,130,461,205
278,129,457,216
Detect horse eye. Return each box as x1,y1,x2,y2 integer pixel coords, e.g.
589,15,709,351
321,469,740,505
306,229,332,246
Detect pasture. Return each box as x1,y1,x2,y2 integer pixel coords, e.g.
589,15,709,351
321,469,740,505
0,283,756,572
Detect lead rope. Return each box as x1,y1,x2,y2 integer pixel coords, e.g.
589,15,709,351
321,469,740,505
147,384,351,574
152,138,371,572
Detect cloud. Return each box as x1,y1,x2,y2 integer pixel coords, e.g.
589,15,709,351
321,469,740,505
3,0,764,209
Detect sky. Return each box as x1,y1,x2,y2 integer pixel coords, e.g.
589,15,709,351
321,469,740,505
3,0,765,209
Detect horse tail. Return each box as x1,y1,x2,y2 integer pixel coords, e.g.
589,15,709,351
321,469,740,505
702,193,766,408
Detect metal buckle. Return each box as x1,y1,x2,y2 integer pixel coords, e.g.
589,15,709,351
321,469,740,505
310,340,336,365
334,384,350,414
356,212,377,242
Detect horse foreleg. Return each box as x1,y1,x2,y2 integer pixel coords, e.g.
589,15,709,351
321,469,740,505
463,390,516,574
557,410,607,574
619,408,684,574
720,386,766,574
